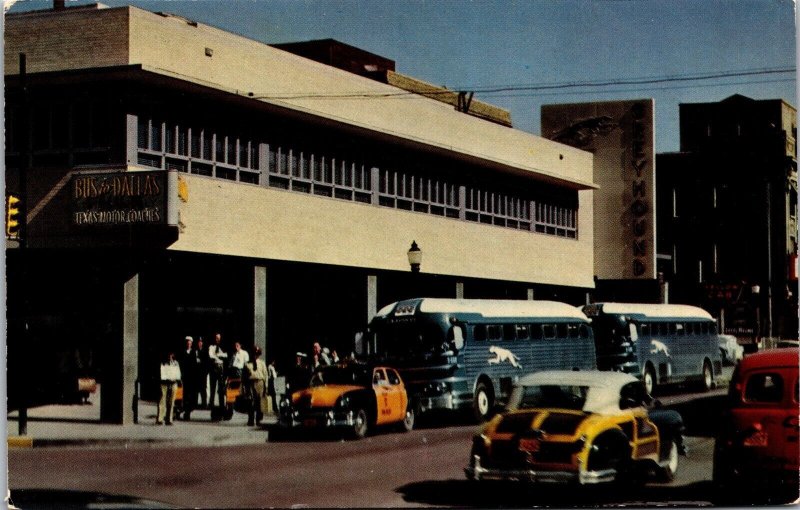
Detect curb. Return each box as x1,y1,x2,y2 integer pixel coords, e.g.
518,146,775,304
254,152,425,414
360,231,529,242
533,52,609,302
8,437,33,448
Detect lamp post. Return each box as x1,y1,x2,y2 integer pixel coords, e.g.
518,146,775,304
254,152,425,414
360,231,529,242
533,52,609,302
751,284,761,351
407,241,422,273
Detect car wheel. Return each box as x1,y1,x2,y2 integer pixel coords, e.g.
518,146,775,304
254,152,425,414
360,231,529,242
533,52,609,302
473,382,494,422
701,359,713,392
352,408,369,439
643,364,657,396
660,439,679,482
400,406,415,432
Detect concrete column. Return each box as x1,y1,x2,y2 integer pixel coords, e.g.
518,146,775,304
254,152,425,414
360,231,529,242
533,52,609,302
367,275,378,323
125,114,138,168
367,275,378,355
527,288,535,300
106,272,138,425
254,266,267,357
456,282,464,299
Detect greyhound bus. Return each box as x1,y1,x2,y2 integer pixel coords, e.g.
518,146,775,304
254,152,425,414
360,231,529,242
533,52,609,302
365,298,596,421
582,302,723,395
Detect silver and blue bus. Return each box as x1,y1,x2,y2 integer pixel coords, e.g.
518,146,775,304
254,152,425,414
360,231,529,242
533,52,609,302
366,298,596,421
582,302,723,395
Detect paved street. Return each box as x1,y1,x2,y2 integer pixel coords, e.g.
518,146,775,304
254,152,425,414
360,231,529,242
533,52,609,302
10,422,720,509
10,370,761,509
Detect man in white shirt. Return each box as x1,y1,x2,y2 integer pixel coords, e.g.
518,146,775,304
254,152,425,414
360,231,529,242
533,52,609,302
230,342,250,379
208,333,228,409
157,352,181,425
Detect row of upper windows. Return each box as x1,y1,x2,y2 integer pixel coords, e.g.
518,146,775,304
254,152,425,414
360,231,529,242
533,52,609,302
636,321,717,336
474,323,592,342
135,114,580,240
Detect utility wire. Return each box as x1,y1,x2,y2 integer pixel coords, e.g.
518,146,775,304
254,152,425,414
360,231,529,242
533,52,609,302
249,66,796,101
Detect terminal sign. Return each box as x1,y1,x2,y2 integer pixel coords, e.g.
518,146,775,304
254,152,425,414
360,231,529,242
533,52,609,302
71,171,167,227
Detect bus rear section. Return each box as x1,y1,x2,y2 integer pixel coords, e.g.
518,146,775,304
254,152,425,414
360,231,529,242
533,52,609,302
367,298,596,421
583,303,723,394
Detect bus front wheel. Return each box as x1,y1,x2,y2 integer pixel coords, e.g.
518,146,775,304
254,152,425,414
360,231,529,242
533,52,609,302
701,359,714,392
643,364,657,396
473,382,494,422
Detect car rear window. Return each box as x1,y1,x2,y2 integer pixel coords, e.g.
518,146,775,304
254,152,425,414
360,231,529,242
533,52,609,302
744,372,784,403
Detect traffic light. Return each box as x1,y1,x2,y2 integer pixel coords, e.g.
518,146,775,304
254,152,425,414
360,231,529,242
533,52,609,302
6,194,21,238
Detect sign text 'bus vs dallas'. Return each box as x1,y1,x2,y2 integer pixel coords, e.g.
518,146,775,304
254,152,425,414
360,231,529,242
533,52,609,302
71,171,167,227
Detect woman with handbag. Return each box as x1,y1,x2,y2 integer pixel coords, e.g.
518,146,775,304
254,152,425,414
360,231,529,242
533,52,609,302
244,347,268,426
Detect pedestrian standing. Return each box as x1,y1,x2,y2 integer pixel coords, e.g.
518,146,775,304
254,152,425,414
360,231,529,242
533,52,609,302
208,333,228,409
157,352,181,425
230,341,250,380
267,359,278,415
178,336,197,420
245,347,268,426
195,337,210,409
311,341,331,369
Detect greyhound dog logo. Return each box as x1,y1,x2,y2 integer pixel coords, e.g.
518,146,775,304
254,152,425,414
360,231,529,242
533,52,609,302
650,339,671,357
488,345,523,369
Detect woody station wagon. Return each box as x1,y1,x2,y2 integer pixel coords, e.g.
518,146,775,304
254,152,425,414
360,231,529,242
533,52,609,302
465,370,686,485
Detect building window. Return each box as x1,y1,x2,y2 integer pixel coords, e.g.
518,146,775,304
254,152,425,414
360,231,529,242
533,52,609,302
136,114,259,184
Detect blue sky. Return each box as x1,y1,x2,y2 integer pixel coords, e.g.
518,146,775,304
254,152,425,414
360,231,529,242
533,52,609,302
7,0,798,152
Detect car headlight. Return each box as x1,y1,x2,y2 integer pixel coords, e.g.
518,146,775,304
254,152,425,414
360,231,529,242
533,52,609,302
279,397,291,409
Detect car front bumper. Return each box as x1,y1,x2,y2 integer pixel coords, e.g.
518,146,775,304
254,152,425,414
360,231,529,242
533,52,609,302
279,408,355,429
464,455,617,485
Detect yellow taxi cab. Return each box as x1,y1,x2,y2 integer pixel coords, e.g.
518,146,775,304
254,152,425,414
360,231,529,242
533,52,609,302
466,370,686,485
279,362,414,439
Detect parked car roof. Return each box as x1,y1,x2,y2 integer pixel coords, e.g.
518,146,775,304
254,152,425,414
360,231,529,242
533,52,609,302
740,348,799,371
517,370,638,388
513,370,642,415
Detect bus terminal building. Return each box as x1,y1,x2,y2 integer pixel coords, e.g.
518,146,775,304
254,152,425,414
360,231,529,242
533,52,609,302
5,4,596,423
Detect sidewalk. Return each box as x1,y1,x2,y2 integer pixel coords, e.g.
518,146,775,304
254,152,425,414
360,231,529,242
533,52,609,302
7,386,277,449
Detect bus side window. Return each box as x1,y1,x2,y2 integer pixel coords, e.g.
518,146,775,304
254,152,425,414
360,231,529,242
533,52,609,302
543,324,556,339
687,323,696,335
530,324,543,340
669,323,677,335
710,323,718,334
578,324,590,338
659,322,669,336
488,325,502,342
701,322,709,334
474,325,487,342
640,323,650,336
567,323,579,338
503,324,516,341
556,323,568,338
516,324,530,340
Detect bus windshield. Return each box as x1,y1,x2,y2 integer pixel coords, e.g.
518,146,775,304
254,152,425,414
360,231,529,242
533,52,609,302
371,321,450,360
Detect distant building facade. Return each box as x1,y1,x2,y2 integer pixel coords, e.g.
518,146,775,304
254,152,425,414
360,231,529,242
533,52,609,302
656,95,798,344
542,99,661,302
5,4,595,423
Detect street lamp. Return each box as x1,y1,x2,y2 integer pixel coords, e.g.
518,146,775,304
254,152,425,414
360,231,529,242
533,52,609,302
407,241,422,273
751,284,761,352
